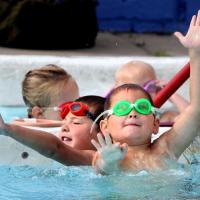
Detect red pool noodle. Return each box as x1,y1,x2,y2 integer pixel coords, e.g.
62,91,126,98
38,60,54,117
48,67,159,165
153,62,190,108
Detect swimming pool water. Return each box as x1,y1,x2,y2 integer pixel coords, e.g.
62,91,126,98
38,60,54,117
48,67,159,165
0,106,27,123
1,163,200,200
1,107,200,199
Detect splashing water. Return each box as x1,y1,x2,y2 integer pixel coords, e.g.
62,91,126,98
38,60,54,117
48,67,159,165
0,162,200,200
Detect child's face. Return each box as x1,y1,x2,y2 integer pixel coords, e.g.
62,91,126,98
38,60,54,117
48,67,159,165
59,112,97,150
103,89,159,146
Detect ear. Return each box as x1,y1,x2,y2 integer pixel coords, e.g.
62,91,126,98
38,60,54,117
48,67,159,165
31,106,44,119
100,119,109,136
152,118,160,135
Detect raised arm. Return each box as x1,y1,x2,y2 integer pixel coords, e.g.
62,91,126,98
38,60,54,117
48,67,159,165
163,10,200,158
0,115,93,165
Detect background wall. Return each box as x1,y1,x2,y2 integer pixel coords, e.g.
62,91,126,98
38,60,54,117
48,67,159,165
0,55,188,106
96,0,200,33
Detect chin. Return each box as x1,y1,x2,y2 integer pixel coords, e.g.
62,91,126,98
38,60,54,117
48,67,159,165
66,142,74,148
123,128,141,136
122,131,141,141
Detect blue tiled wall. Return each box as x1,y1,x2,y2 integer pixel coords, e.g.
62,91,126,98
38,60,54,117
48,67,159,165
96,0,200,33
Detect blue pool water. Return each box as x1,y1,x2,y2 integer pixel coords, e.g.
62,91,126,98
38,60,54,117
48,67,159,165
0,106,27,123
1,107,200,199
1,163,200,200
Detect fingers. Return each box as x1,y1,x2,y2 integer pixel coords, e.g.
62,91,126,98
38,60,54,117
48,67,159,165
189,10,200,27
104,131,112,146
174,31,184,43
91,133,112,151
114,142,128,152
113,142,128,160
174,10,200,49
196,10,200,26
91,132,128,159
114,142,121,148
190,15,196,28
91,139,101,151
97,133,106,147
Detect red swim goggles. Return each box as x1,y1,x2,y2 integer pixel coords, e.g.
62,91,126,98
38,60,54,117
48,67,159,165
58,101,96,120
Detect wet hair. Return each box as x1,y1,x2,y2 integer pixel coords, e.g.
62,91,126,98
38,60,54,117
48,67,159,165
75,95,105,131
22,64,72,117
105,83,153,111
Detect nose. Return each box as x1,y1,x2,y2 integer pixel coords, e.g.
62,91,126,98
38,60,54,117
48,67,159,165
61,121,70,132
128,109,138,118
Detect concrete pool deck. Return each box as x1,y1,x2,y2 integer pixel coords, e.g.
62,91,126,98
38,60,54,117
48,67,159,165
0,32,188,57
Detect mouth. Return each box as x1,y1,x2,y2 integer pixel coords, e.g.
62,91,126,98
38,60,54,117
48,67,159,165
61,136,72,142
125,123,141,127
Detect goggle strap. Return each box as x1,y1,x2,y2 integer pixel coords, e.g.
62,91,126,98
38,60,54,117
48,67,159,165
86,111,96,121
53,107,59,111
152,107,160,118
38,106,60,111
90,110,111,134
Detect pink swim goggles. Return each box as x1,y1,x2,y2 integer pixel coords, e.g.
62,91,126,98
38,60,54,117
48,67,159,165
143,80,162,93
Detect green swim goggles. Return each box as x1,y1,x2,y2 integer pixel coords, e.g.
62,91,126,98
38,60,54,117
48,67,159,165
107,98,158,116
90,98,159,133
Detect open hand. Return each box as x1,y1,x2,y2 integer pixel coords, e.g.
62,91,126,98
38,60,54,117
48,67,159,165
91,132,128,163
174,10,200,49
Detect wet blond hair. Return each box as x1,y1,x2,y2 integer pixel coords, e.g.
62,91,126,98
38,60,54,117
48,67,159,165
22,64,72,117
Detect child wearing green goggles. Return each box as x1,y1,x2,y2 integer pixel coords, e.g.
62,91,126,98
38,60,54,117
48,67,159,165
91,10,200,175
107,98,159,116
90,97,160,132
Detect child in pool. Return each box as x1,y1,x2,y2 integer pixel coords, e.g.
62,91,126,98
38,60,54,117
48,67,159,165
91,10,200,174
21,64,79,120
0,95,105,165
114,60,188,124
115,61,156,87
